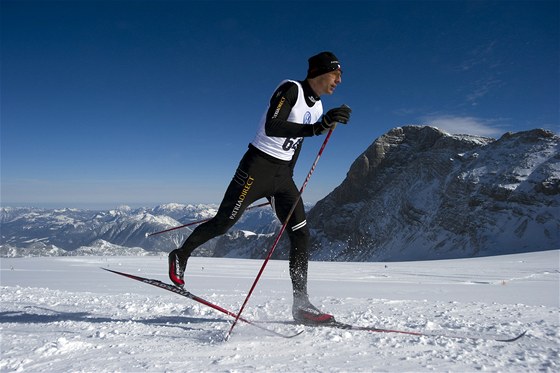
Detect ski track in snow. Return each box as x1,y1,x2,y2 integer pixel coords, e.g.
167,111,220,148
1,251,558,372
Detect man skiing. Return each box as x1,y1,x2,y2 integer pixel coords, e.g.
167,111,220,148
168,51,351,325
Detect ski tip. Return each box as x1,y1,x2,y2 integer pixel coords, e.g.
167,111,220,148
100,267,125,276
501,330,527,343
100,267,145,282
291,330,305,338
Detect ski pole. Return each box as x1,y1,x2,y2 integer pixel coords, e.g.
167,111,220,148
145,201,271,237
225,126,337,340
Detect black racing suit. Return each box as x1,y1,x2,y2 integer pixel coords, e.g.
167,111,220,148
177,79,321,298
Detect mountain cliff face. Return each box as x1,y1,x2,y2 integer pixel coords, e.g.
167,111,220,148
307,126,559,261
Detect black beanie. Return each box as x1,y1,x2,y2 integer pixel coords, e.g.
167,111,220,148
306,51,342,79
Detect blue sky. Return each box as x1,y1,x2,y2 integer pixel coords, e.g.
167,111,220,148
2,0,558,209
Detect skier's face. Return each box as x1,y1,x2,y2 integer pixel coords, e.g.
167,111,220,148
316,70,342,95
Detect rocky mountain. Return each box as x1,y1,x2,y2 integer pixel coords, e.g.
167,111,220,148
306,126,559,261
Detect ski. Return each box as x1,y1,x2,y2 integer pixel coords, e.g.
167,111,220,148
101,267,526,343
322,320,527,343
258,319,526,343
101,267,303,339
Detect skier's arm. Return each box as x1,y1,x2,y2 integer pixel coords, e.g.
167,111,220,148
264,82,315,138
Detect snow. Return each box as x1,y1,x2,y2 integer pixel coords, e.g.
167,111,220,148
1,250,558,372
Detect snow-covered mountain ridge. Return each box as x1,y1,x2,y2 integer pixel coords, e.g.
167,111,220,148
2,126,558,260
0,203,278,258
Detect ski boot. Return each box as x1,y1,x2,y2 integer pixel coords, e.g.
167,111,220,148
292,295,335,325
168,249,188,288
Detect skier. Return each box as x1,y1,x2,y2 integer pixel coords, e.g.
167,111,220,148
168,51,351,325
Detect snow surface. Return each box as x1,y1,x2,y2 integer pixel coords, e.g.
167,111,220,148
1,250,558,372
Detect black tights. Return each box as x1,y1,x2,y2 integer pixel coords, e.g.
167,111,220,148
178,146,310,296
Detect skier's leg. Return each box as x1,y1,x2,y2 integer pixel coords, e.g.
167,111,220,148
274,177,335,324
169,150,270,286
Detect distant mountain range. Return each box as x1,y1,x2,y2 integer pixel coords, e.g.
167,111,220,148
0,203,279,257
2,126,558,260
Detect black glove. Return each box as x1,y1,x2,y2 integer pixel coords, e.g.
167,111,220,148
313,104,352,135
